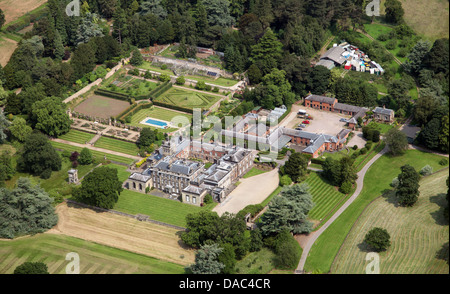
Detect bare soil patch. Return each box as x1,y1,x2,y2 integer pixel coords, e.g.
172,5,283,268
47,202,195,266
0,0,46,25
0,36,17,66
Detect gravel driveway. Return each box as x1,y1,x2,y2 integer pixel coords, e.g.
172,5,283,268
213,168,280,216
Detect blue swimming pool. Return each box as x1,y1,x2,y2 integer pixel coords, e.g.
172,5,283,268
145,118,168,128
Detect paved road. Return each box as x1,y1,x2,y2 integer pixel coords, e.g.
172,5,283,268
296,144,389,273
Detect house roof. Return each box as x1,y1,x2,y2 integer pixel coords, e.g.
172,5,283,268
320,46,347,65
316,59,336,69
373,107,394,116
305,95,337,105
128,172,152,183
334,103,364,114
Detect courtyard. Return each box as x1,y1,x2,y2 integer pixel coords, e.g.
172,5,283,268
280,104,351,136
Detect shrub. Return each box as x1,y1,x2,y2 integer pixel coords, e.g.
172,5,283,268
390,177,399,188
175,75,185,85
78,148,93,165
352,145,358,150
159,74,171,82
385,39,397,50
280,174,293,186
365,141,373,150
420,165,433,176
196,81,206,90
205,84,212,91
204,194,213,204
14,262,49,274
439,158,448,166
339,180,352,194
364,227,391,252
40,169,52,179
360,147,368,155
161,64,168,70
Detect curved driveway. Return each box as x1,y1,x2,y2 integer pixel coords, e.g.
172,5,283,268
296,145,389,273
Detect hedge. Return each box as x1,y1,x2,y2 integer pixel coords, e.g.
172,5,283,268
149,81,173,99
94,89,131,102
152,101,194,114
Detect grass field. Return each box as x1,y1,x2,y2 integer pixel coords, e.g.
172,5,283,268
154,87,222,110
385,0,449,41
94,137,139,156
114,189,216,228
304,149,449,273
331,170,449,274
58,130,96,145
0,234,185,274
243,167,270,179
185,75,239,87
129,106,192,129
50,141,136,165
303,172,349,224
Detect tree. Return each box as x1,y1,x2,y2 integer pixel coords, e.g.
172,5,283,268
71,43,96,79
17,132,62,178
396,164,421,206
76,13,104,45
0,110,10,144
78,148,93,165
0,8,5,30
0,81,7,107
273,229,301,269
247,64,262,85
201,0,235,28
307,65,331,95
14,262,49,274
0,178,58,239
283,152,308,182
73,167,123,209
260,184,314,236
364,227,391,252
217,243,236,274
249,28,283,75
130,49,144,66
384,0,404,24
31,97,72,137
175,76,185,85
185,243,225,274
8,117,32,142
0,151,14,185
138,128,156,149
385,128,408,156
404,40,431,76
139,0,167,19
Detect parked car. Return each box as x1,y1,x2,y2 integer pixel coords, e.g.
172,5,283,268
299,124,306,128
295,127,303,131
302,120,310,124
340,118,347,122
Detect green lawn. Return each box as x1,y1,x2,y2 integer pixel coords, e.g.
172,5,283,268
58,130,96,144
50,141,136,165
94,136,140,156
235,248,278,274
243,167,270,179
302,172,349,223
154,87,222,110
185,75,238,87
304,149,449,273
137,62,175,76
0,234,184,274
114,189,216,228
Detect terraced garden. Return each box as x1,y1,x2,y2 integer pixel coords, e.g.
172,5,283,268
94,137,139,156
58,130,96,144
303,172,349,224
102,76,159,99
50,141,136,165
331,170,449,274
154,87,222,110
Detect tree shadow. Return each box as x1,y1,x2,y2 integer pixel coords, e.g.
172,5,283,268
380,189,401,207
435,242,449,265
357,241,373,253
429,193,449,226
